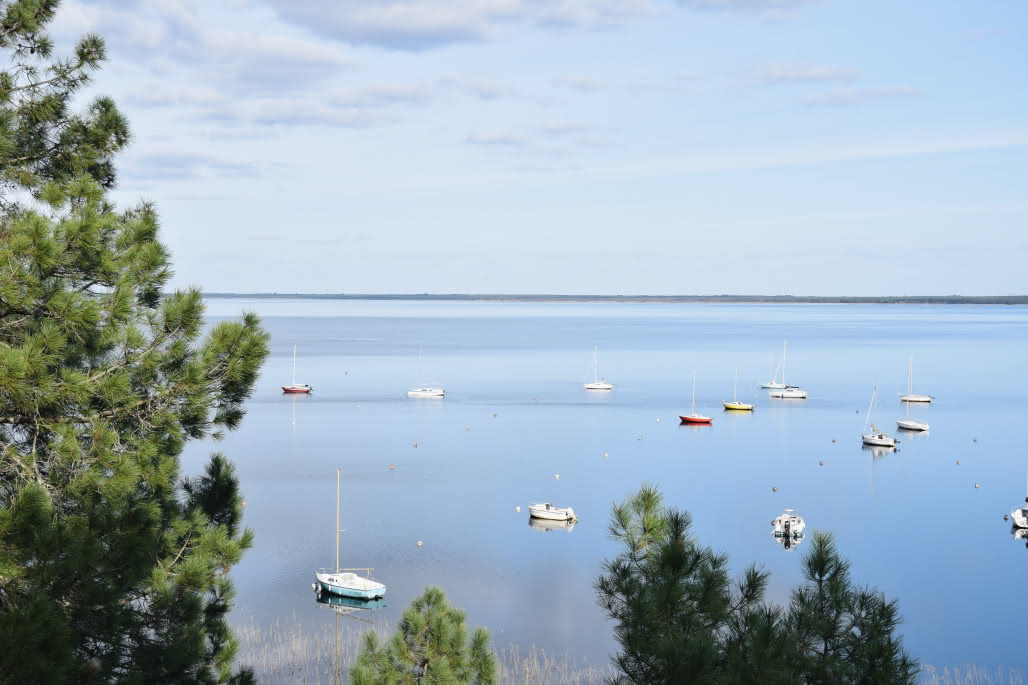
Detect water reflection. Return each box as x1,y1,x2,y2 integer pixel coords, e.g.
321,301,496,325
1013,527,1028,548
862,444,897,460
772,533,804,552
315,592,387,613
528,517,576,534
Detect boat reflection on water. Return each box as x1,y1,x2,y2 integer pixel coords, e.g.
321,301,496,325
315,591,387,612
1013,527,1028,548
528,516,576,534
772,532,804,551
862,444,897,460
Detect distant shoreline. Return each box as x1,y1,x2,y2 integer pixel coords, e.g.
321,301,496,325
201,293,1028,305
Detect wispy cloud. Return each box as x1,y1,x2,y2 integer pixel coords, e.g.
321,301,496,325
541,121,590,135
552,76,605,92
761,63,859,84
261,0,656,51
803,86,920,107
465,131,529,146
676,0,812,11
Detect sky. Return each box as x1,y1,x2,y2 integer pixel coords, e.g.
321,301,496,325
52,0,1027,295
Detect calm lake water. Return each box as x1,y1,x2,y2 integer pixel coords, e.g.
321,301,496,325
183,298,1028,676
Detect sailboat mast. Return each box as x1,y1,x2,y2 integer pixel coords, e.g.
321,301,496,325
864,387,876,432
908,355,913,395
782,340,787,387
292,345,297,385
733,366,738,402
692,370,697,411
335,468,340,574
593,346,598,383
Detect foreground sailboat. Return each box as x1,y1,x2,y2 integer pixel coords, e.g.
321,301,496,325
899,355,932,403
528,502,577,522
1011,457,1028,529
583,346,614,390
769,340,807,399
723,366,754,411
314,469,386,600
281,345,312,394
408,344,445,397
862,386,897,448
680,370,712,424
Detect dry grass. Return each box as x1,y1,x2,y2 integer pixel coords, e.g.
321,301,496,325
235,614,614,684
920,665,1026,685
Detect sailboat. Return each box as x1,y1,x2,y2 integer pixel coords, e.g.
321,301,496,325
314,469,386,600
680,370,712,424
281,345,312,394
760,352,785,389
583,346,614,390
769,340,807,399
1011,456,1028,529
408,345,445,397
896,390,929,432
899,355,932,403
862,386,897,448
723,366,754,411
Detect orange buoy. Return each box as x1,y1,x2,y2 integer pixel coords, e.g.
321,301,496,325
956,460,961,465
975,483,980,489
389,464,394,470
493,413,497,417
466,426,470,431
819,461,824,466
772,486,777,492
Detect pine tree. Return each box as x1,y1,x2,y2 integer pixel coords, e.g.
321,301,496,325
0,1,269,682
596,486,918,684
350,587,496,685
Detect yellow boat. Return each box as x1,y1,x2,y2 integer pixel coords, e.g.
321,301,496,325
723,367,754,411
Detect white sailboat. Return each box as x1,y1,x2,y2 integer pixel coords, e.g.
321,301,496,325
899,355,932,403
314,469,386,600
1011,457,1028,529
723,366,754,411
769,340,807,399
771,509,806,539
680,370,713,424
862,386,897,448
408,345,445,397
281,345,312,394
896,393,929,432
583,346,614,390
760,351,785,389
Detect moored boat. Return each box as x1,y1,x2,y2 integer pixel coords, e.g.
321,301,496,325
282,345,312,393
528,502,577,522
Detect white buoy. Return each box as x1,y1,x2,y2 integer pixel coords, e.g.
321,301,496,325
417,540,423,548
515,506,520,513
554,474,559,480
603,452,608,458
656,418,660,422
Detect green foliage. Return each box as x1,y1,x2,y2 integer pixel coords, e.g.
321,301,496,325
0,2,269,682
596,486,918,685
351,587,497,685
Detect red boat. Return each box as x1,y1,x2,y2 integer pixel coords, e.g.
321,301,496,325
679,414,713,425
282,345,312,394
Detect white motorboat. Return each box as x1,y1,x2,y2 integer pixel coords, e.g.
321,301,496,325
408,344,445,398
281,345,313,394
314,469,386,601
771,509,805,538
759,350,785,389
583,346,614,390
899,355,932,403
768,340,807,398
862,386,897,448
528,502,577,522
723,366,754,411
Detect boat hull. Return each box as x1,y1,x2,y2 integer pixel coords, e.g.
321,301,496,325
315,572,386,600
759,382,785,389
770,388,807,399
680,414,712,424
896,419,929,432
317,580,385,600
862,433,896,447
584,382,614,390
723,402,753,411
1012,508,1028,529
282,385,312,394
899,394,932,403
528,504,576,521
408,388,445,397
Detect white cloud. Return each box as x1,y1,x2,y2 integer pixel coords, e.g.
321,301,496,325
761,64,859,84
803,86,920,107
541,121,590,135
465,131,529,146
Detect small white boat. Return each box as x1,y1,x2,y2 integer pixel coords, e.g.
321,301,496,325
528,502,577,522
771,509,805,538
407,387,445,397
723,366,754,411
899,355,932,403
583,346,614,390
768,340,806,398
896,418,929,432
760,348,785,389
862,386,897,447
314,469,386,601
408,344,445,398
282,345,312,394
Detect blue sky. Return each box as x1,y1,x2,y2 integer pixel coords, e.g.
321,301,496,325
56,0,1027,295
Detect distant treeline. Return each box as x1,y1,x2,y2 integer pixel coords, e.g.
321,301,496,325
202,293,1028,305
